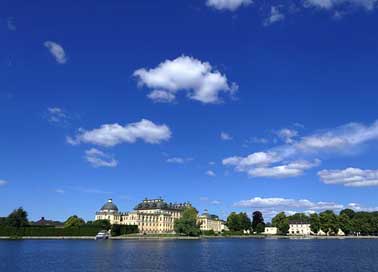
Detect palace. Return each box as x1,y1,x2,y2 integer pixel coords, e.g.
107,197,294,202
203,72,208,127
95,198,226,234
197,210,227,233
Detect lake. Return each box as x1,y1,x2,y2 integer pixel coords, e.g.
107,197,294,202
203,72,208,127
1,238,378,271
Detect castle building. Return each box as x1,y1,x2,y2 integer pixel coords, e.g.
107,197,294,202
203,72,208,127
95,198,192,234
197,210,227,233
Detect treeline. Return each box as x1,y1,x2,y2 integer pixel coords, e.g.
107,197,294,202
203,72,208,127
0,207,138,237
272,209,378,236
225,211,265,234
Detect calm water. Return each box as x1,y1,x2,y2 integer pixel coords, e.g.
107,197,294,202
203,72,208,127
1,239,378,272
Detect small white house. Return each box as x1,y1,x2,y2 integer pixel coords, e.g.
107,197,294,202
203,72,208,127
264,227,278,235
288,221,311,235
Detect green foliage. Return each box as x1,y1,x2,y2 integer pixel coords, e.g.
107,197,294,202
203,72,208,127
272,212,289,234
340,209,355,219
309,213,320,234
287,213,310,223
202,230,216,236
87,219,111,230
319,210,339,235
226,212,251,232
252,211,264,232
64,215,85,228
6,208,29,228
110,224,139,236
0,226,102,237
255,223,265,234
174,207,201,236
338,213,352,235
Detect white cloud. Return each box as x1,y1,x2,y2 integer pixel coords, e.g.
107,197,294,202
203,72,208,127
166,157,192,164
304,0,378,10
249,159,321,178
0,180,8,186
206,170,216,176
276,128,298,144
84,148,118,168
67,119,171,147
147,90,175,103
47,107,67,123
134,55,238,104
223,120,378,178
223,151,281,170
220,132,232,140
206,0,253,11
7,17,16,31
235,197,344,210
55,189,65,194
318,167,378,187
264,6,285,26
44,41,67,64
211,200,221,205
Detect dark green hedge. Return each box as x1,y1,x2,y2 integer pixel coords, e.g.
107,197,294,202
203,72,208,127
0,226,102,237
111,224,139,236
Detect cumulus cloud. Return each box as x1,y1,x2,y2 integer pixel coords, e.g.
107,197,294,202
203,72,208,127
235,197,344,210
249,159,321,178
44,41,67,64
223,120,378,178
206,0,253,11
134,55,238,104
264,6,285,26
318,167,378,187
220,132,232,140
147,90,175,103
67,119,171,147
0,180,8,186
206,170,216,176
85,148,118,168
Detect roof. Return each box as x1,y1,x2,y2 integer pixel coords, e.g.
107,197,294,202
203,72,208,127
134,198,191,211
101,199,119,211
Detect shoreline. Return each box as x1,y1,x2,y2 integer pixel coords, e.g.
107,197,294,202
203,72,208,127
2,235,378,240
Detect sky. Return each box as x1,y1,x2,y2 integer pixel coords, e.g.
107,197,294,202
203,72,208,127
2,0,378,222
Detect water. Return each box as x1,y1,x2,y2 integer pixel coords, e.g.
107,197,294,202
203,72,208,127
1,239,378,272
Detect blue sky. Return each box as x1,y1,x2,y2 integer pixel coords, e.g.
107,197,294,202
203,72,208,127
2,0,378,221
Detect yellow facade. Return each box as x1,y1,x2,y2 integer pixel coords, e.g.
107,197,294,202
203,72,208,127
95,198,190,234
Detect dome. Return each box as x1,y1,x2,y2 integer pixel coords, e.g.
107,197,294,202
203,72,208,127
101,199,119,212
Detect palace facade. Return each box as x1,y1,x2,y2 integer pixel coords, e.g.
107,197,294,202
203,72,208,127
95,198,226,234
95,198,192,234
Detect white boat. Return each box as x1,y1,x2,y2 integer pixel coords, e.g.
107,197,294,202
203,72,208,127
95,230,109,240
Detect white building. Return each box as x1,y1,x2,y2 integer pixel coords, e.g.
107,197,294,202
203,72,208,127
288,221,312,235
197,210,225,233
264,227,278,235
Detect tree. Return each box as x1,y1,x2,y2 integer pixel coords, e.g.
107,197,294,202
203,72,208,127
174,207,201,236
288,213,310,223
340,209,355,219
309,213,320,234
338,213,352,235
226,212,251,232
252,211,264,232
272,212,289,234
64,215,85,228
6,208,29,228
319,210,339,235
88,219,111,230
